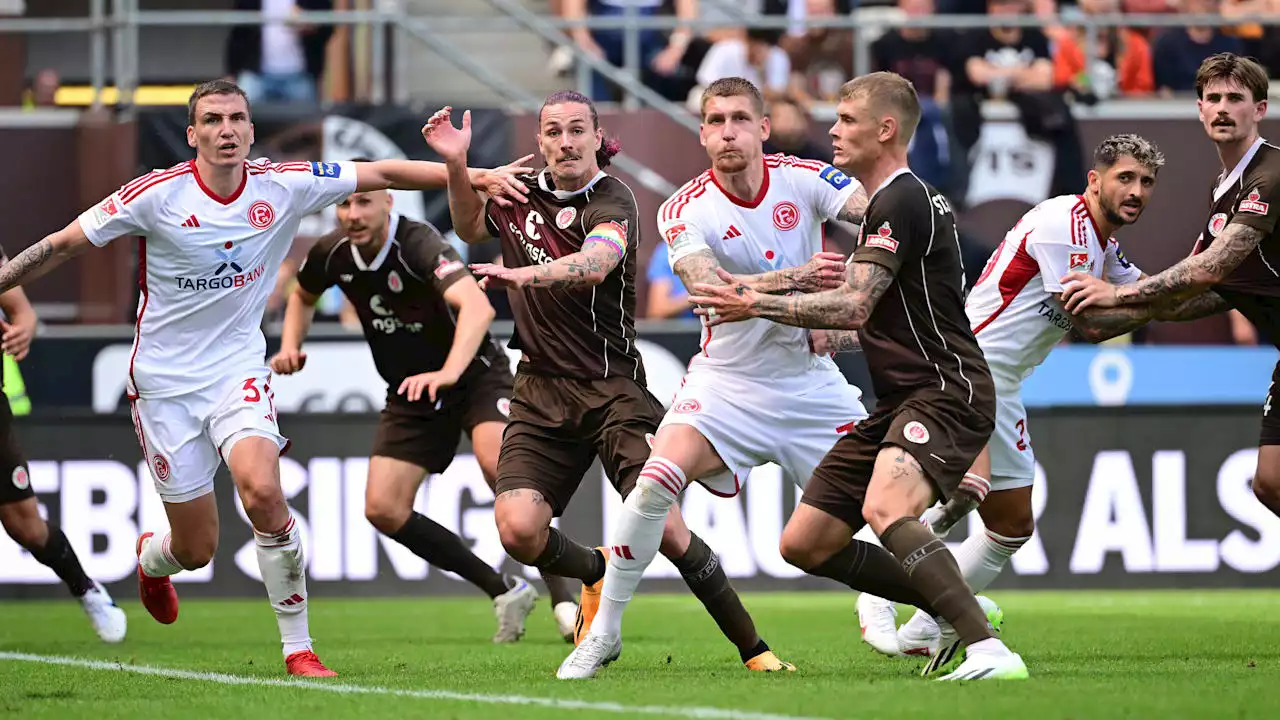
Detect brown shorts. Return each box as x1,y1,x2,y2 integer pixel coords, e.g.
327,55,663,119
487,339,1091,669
371,363,514,474
495,372,665,516
0,395,32,506
1261,359,1280,446
801,390,994,529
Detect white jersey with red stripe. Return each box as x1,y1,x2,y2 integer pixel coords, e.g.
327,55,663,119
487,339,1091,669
966,194,1142,386
77,158,357,399
657,154,861,379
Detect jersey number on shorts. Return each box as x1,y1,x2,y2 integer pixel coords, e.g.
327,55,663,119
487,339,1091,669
1015,418,1029,452
243,378,278,423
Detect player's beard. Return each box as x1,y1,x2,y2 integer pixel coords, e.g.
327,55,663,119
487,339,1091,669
1100,193,1140,227
712,149,750,174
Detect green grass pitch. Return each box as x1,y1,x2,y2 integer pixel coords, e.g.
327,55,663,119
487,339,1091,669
1,590,1277,719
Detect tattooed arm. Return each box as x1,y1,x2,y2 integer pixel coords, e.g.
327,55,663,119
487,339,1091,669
835,185,869,226
1062,223,1265,312
687,259,896,330
0,221,94,295
673,249,847,297
810,328,862,354
470,239,621,291
1070,290,1232,343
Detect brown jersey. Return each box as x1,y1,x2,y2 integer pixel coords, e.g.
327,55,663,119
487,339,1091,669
1197,140,1280,347
484,170,645,383
295,214,507,392
850,170,995,416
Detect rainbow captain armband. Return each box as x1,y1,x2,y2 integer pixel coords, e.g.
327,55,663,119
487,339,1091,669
586,219,629,258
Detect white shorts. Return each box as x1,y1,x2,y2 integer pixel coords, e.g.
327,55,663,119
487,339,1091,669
659,368,868,496
987,390,1035,492
129,368,288,503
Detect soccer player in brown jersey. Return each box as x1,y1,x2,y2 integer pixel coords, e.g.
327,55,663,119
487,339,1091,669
0,247,127,644
690,72,1029,680
1063,52,1280,525
422,93,795,673
271,175,579,643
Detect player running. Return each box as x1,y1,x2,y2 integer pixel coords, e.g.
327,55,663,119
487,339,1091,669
270,175,576,644
0,79,529,676
423,92,795,674
1062,53,1280,537
0,252,126,644
690,72,1028,681
558,76,889,679
855,134,1224,658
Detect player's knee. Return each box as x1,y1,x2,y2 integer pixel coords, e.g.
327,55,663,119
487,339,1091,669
860,500,900,536
495,511,544,564
237,480,287,525
778,526,819,571
364,495,410,536
1253,471,1280,514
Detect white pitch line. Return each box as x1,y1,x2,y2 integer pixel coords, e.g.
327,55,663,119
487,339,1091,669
0,652,829,720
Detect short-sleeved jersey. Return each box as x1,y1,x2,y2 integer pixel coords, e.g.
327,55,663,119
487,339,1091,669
77,158,357,398
484,169,645,382
296,213,506,390
657,154,860,378
1195,138,1280,347
851,169,994,413
966,194,1143,385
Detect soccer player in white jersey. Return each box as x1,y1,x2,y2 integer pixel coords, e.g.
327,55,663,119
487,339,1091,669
856,134,1217,660
0,80,529,677
558,76,970,679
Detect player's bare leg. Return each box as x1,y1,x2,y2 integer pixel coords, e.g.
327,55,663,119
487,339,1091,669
560,424,791,679
226,435,335,677
471,420,571,641
137,493,219,625
1,497,126,643
1252,445,1280,516
896,485,1031,656
366,451,536,643
856,446,1000,657
860,447,1026,680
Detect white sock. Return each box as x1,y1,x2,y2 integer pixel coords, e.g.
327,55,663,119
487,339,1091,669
139,533,184,577
954,529,1030,594
592,457,686,638
255,515,313,658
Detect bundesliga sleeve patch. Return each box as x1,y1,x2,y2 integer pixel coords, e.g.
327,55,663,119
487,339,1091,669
91,196,121,228
1069,252,1090,270
1238,188,1270,215
819,165,852,190
864,221,899,253
311,161,342,179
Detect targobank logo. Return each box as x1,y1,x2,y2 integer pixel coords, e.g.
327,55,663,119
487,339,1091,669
176,241,266,291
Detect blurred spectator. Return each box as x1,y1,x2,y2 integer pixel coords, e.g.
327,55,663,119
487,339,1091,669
1053,0,1155,99
225,0,334,105
646,242,695,319
1121,0,1178,11
780,0,854,102
950,0,1084,199
871,0,953,106
1221,0,1271,58
563,0,698,103
21,68,59,109
1152,0,1244,96
691,27,794,110
763,96,832,162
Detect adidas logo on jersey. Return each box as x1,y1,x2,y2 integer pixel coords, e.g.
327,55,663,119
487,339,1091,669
180,215,200,228
722,225,742,241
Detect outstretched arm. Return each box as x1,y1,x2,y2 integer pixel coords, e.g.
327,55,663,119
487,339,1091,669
0,221,94,295
1062,223,1265,312
686,259,896,329
1070,290,1232,343
470,230,626,291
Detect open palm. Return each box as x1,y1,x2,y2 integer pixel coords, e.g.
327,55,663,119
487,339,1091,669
422,106,472,162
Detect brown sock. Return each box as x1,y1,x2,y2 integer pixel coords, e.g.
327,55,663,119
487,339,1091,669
809,540,938,615
671,533,764,661
539,569,576,607
880,517,995,645
532,527,606,584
